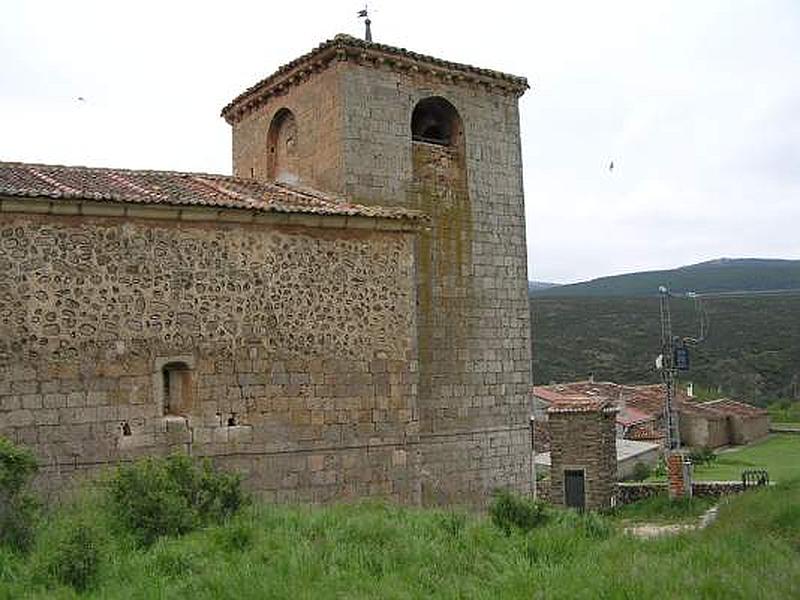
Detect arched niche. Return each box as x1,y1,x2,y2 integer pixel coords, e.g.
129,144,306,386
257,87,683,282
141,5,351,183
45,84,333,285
411,97,463,147
410,96,467,199
267,108,299,183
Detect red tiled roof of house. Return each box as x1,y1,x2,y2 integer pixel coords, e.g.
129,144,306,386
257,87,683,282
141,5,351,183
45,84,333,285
533,381,619,402
0,161,424,221
617,405,656,427
679,402,727,419
627,428,666,443
619,384,669,416
531,386,567,403
700,398,768,418
547,395,618,414
221,34,529,124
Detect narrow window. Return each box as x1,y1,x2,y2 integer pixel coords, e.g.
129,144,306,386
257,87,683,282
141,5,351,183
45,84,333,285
267,108,299,183
162,361,192,416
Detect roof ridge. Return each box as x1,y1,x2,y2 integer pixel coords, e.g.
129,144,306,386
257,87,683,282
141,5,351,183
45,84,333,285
0,160,232,181
0,160,426,222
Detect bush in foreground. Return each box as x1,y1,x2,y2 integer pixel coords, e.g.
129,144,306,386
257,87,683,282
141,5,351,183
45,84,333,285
0,436,39,551
489,489,548,534
107,454,248,546
38,519,101,592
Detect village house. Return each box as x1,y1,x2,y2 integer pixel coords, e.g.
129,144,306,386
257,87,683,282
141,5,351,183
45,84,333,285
0,34,533,506
532,380,770,451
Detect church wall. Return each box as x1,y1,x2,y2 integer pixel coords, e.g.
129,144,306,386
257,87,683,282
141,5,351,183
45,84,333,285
0,211,420,503
232,64,344,192
339,65,533,504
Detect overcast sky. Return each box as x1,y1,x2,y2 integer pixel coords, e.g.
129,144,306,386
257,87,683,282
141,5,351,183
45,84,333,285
2,1,798,283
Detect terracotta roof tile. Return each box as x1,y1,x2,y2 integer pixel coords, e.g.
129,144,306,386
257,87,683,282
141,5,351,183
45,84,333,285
618,405,656,427
700,398,768,418
0,161,424,221
547,395,618,414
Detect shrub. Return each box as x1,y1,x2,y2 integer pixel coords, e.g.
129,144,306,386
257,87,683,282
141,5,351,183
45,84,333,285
489,489,548,534
437,510,467,537
629,461,652,481
42,522,101,591
0,436,39,551
107,454,247,546
214,520,255,553
688,447,717,466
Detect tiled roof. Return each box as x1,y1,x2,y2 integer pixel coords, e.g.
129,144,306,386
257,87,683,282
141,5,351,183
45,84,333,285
618,405,656,427
534,380,698,421
547,395,617,414
0,161,423,221
619,384,669,416
700,399,768,418
222,34,529,124
531,386,568,403
627,428,666,443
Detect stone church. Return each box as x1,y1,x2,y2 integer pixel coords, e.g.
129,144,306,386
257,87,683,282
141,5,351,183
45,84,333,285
0,34,532,506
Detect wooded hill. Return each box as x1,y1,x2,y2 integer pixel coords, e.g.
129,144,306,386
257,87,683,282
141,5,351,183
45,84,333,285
530,259,800,404
532,258,800,297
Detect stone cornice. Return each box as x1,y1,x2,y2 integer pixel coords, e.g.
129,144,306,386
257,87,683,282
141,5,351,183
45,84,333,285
221,34,530,125
0,196,424,233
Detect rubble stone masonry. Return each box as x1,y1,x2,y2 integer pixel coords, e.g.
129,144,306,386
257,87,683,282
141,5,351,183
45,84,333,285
0,211,420,503
548,408,617,510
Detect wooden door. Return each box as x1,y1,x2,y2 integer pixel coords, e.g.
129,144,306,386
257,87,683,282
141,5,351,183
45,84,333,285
564,469,585,510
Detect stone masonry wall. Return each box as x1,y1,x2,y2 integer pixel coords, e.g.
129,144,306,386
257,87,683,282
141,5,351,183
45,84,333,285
548,410,617,510
232,64,344,193
229,56,533,505
0,212,419,503
340,64,533,505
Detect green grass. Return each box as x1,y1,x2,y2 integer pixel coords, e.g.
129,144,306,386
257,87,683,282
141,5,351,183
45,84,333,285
2,480,800,598
691,434,800,482
609,494,716,525
767,401,800,424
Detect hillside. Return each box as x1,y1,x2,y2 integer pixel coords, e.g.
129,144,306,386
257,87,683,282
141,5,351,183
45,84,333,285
528,281,560,292
531,258,800,297
530,293,800,403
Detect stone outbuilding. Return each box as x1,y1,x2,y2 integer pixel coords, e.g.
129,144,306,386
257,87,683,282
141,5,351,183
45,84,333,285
535,437,659,481
699,399,770,445
679,403,730,448
545,398,618,511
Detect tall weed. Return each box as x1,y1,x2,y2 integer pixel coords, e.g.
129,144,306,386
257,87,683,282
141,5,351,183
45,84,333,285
0,437,39,551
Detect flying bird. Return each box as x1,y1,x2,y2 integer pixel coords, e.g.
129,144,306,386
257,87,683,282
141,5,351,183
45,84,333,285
608,161,614,172
76,97,86,102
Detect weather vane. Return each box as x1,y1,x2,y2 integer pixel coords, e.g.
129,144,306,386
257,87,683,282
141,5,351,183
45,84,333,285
357,5,372,42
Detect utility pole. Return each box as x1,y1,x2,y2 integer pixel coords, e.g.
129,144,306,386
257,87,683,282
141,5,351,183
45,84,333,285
658,285,706,499
658,286,681,450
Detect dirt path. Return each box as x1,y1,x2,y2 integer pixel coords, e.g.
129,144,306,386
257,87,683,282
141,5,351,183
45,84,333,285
624,504,720,539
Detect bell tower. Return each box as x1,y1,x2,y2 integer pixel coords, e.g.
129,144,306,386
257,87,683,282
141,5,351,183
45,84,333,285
223,35,533,505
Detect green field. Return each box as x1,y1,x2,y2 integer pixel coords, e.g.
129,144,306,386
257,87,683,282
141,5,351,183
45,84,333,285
691,434,800,482
2,478,800,598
